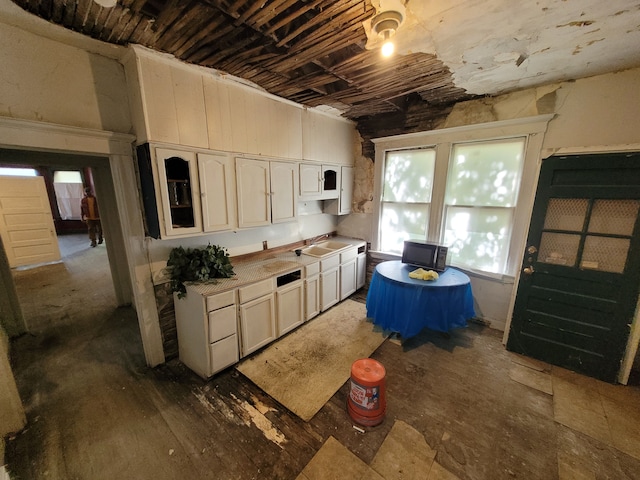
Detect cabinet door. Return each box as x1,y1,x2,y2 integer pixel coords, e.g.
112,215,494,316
340,259,357,300
305,274,320,321
236,157,271,228
270,161,298,224
239,293,276,356
321,165,340,199
276,281,304,336
155,148,203,237
198,152,236,232
320,268,340,311
338,166,353,215
356,252,367,289
300,163,322,197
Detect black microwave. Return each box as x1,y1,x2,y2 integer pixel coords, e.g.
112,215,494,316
401,240,448,272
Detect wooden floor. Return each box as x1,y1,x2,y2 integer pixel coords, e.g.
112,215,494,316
5,235,640,479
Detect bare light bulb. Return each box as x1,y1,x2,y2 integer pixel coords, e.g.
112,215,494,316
381,40,395,57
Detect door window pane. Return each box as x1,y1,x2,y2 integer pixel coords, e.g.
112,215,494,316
443,206,513,273
538,232,580,266
588,199,640,236
544,198,588,231
380,203,429,254
582,236,630,273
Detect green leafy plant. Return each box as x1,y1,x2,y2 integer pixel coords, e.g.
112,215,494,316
166,244,235,298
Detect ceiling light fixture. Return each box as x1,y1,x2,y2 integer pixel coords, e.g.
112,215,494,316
93,0,117,8
367,0,406,58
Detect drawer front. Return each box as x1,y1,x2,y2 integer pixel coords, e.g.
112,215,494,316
305,262,320,277
340,246,357,263
206,289,236,312
238,278,274,304
209,334,239,374
208,304,237,343
320,254,340,271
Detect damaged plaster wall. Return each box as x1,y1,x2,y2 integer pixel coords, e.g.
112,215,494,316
341,66,640,331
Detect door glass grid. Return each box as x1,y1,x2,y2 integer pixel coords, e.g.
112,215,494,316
543,198,588,231
581,236,630,273
539,232,580,266
588,199,640,236
538,198,639,272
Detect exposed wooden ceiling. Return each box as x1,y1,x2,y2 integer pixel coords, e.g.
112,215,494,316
10,0,473,122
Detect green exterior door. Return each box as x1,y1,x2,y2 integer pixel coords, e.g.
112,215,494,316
507,152,640,382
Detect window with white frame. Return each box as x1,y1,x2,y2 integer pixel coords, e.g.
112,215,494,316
373,116,551,277
443,138,526,274
380,148,436,254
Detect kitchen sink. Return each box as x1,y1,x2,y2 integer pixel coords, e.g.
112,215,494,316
301,245,335,258
314,240,350,251
301,240,351,258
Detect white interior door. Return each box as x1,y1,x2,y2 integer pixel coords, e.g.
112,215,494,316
0,176,61,268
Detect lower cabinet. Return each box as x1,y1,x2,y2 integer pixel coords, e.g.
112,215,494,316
356,251,367,289
239,278,276,356
276,279,304,336
339,247,357,300
305,262,320,321
174,288,239,379
320,268,340,311
174,240,367,379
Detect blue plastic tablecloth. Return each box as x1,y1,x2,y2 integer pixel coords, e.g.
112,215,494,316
366,261,475,338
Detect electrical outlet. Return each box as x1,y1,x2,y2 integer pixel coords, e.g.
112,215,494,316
263,240,268,250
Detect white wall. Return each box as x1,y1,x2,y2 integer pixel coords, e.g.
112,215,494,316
0,12,130,133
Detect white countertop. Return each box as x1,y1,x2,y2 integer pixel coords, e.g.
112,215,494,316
185,236,366,297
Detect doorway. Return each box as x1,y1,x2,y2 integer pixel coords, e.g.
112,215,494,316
507,152,640,383
0,148,131,334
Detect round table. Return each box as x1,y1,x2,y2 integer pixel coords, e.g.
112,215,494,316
366,261,475,338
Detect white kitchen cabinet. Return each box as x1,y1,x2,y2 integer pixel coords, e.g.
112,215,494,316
324,166,353,215
302,108,355,165
276,272,304,336
155,147,203,237
124,50,209,148
238,278,276,356
356,250,367,290
299,163,341,200
236,157,298,228
270,161,298,224
339,246,358,300
319,253,340,311
198,151,236,232
174,288,239,379
304,262,320,321
300,163,322,197
236,157,271,228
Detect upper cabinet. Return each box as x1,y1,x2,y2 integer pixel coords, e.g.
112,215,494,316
156,148,203,237
125,46,304,159
137,144,236,239
198,152,236,233
236,157,298,229
301,109,355,165
324,166,354,215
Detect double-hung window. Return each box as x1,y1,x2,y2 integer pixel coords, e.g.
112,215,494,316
373,116,552,277
380,148,436,254
443,139,525,274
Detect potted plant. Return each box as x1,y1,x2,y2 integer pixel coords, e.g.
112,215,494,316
166,244,235,298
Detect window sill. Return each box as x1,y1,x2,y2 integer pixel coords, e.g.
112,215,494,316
368,251,515,285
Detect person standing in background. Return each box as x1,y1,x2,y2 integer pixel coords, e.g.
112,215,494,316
80,187,103,247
